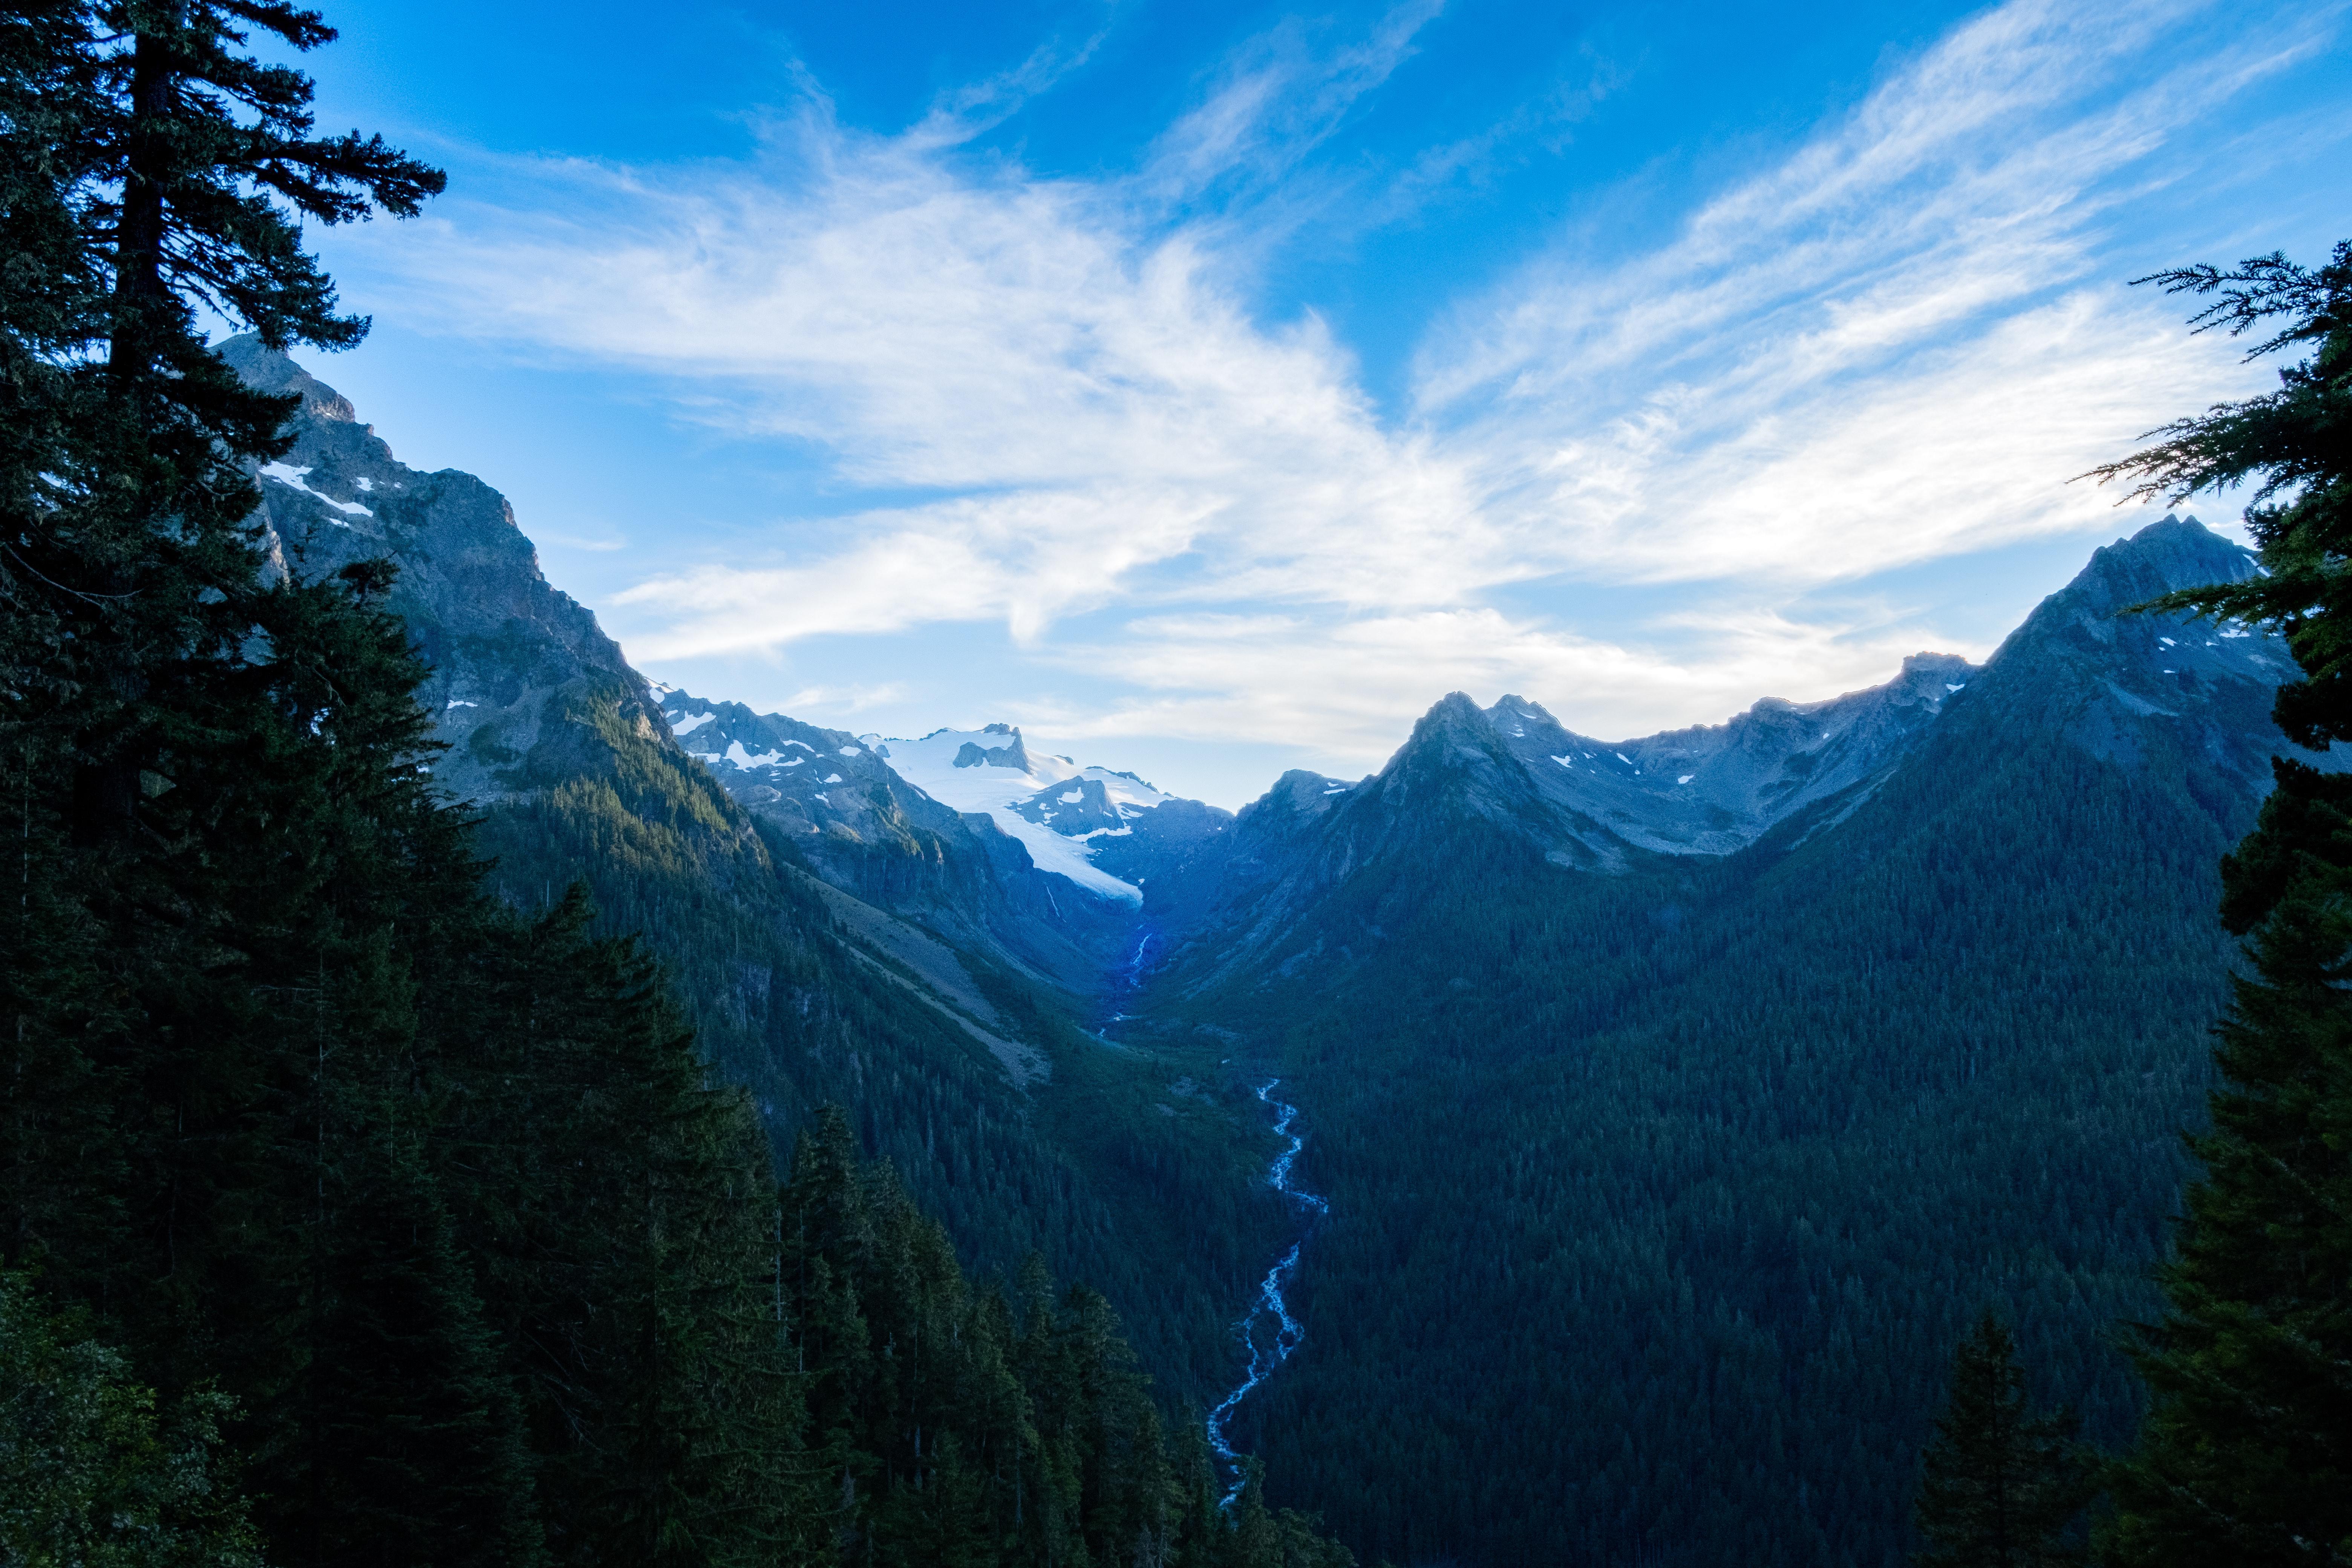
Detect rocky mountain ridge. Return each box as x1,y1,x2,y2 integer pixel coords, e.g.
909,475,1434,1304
222,334,1141,998
220,334,672,808
1135,514,2311,993
223,330,2303,1035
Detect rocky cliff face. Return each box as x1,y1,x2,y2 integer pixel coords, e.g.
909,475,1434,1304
220,335,1154,995
220,335,670,807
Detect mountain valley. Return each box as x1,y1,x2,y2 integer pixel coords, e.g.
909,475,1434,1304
11,8,2344,1561
231,336,2320,1566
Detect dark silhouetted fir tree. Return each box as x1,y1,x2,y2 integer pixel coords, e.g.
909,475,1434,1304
1912,1314,2089,1568
2089,241,2352,1566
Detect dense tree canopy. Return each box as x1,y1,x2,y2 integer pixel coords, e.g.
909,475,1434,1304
0,1271,261,1568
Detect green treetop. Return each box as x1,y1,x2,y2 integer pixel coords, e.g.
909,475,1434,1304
0,1270,262,1568
1912,1313,2089,1568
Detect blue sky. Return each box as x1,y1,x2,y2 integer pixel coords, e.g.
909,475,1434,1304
289,0,2350,805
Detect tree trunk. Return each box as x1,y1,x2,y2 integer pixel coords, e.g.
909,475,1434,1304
72,9,180,846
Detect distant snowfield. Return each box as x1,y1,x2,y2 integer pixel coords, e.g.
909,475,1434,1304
871,726,1168,903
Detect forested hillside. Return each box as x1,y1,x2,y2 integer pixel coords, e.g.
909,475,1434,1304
218,332,1298,1410
8,2,2336,1561
1130,519,2312,1565
0,4,1343,1563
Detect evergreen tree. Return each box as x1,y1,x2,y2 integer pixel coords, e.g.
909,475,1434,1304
0,1270,262,1568
2,11,824,1564
775,1114,1350,1568
2088,242,2352,1565
1912,1314,2089,1568
418,888,796,1565
12,0,443,843
0,0,449,1320
1170,1412,1224,1567
1228,1461,1282,1568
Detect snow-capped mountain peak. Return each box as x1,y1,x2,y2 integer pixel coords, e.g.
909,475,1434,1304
867,725,1173,902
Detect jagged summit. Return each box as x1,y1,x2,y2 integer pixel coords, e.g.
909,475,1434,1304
2091,511,2257,591
1984,513,2257,660
870,724,1184,902
1134,511,2334,1014
1159,513,2299,950
1317,648,1979,870
655,687,905,844
645,695,1237,912
219,332,360,423
218,333,665,807
1957,513,2292,787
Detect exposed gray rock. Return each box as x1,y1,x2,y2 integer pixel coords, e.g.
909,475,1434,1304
657,688,930,851
1487,648,1979,860
653,685,1148,994
217,333,666,806
1013,775,1129,835
953,726,1034,770
1958,514,2297,793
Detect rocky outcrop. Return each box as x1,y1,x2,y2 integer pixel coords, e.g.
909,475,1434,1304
219,334,668,806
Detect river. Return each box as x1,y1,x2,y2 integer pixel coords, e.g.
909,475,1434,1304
1205,1078,1328,1503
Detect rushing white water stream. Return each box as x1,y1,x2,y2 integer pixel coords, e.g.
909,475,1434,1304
1205,1079,1327,1502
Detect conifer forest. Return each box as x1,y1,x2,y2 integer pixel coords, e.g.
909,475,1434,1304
2,2,2346,1565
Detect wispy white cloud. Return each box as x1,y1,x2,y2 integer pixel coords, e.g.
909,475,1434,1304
1140,0,1444,207
900,29,1113,153
336,0,2341,769
779,681,909,714
1423,0,2332,584
536,530,628,552
1025,602,1960,767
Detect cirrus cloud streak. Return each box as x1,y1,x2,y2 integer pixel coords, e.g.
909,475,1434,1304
331,0,2341,767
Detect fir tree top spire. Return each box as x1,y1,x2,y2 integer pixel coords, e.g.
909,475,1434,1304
92,0,446,363
1912,1312,2089,1568
2087,242,2352,769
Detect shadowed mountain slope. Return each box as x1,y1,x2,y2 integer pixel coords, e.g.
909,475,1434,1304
218,336,1296,1409
219,328,2324,1568
1144,643,1980,990
1122,516,2322,1567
